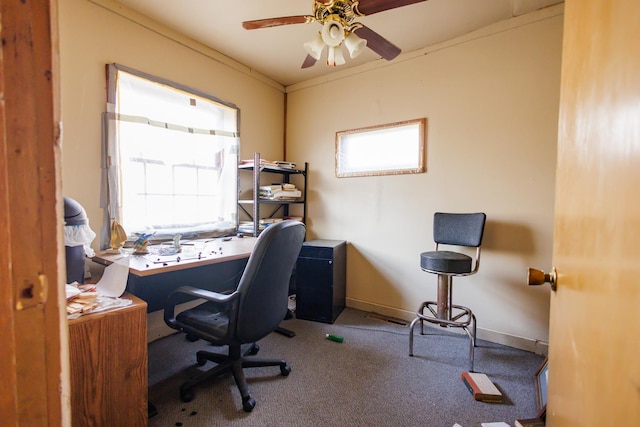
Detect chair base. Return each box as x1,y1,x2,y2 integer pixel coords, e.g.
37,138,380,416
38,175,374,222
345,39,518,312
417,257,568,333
179,343,291,412
408,301,477,371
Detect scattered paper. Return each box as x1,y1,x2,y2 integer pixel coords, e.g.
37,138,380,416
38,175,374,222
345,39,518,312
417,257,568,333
96,256,130,297
67,296,132,320
65,283,82,300
92,296,132,313
481,423,511,427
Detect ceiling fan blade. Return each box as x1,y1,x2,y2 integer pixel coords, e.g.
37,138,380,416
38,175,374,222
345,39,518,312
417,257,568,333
357,0,429,16
242,15,311,30
301,54,318,69
354,25,401,60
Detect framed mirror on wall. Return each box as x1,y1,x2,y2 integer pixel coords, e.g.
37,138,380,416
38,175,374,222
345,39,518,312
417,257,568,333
335,118,426,178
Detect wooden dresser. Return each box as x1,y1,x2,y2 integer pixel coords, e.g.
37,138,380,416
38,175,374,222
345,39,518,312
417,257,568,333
68,293,148,427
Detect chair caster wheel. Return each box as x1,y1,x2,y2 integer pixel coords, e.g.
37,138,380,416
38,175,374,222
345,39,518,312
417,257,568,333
242,397,256,412
196,354,207,366
248,344,260,355
280,364,291,376
186,334,199,342
180,388,194,402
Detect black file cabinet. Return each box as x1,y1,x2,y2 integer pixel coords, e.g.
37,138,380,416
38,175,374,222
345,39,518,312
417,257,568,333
295,239,346,324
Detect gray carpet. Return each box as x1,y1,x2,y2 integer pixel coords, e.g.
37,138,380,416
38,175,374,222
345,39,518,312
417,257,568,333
148,308,544,426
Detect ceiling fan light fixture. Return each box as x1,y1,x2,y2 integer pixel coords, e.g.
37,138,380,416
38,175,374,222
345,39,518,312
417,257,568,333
304,33,325,60
321,20,345,47
326,46,346,68
344,32,366,58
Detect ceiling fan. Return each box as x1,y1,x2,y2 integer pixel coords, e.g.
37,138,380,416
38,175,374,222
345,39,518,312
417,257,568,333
242,0,429,69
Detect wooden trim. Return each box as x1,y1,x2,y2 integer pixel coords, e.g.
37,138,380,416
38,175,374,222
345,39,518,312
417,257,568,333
0,6,19,423
0,1,67,425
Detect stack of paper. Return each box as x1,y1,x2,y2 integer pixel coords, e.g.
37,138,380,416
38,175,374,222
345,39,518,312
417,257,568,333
259,184,301,200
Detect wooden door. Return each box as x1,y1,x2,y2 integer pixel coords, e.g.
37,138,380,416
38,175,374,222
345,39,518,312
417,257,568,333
548,1,640,424
0,1,68,426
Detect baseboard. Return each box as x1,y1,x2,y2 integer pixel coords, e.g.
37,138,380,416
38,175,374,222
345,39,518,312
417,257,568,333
346,297,548,356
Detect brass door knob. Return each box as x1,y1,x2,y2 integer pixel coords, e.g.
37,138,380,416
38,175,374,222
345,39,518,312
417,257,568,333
528,267,557,291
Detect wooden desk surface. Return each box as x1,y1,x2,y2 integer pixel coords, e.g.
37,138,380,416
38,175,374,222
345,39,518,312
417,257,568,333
93,236,257,277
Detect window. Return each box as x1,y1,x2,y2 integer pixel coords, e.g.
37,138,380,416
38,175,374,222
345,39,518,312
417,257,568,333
335,118,426,178
102,64,239,247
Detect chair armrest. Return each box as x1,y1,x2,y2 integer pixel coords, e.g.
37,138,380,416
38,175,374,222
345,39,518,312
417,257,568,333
164,285,239,329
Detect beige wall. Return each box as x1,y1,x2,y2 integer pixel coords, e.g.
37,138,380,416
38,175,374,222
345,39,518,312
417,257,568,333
59,0,286,242
286,6,563,350
59,0,562,350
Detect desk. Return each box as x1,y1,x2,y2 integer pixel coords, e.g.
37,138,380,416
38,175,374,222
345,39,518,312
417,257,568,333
68,293,147,427
93,236,257,311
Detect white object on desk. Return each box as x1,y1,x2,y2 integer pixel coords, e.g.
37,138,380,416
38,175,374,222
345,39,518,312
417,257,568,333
96,256,130,297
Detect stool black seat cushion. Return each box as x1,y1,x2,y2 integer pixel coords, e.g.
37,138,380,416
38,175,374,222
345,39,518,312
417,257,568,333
421,250,472,274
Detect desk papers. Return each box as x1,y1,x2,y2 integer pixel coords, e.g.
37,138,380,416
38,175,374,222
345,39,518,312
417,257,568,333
96,256,130,297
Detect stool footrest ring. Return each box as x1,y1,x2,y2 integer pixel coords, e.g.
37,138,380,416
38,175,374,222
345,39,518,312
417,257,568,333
408,301,477,371
417,301,473,327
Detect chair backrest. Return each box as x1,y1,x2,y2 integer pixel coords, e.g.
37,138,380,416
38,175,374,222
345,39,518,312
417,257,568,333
433,212,486,248
234,221,306,343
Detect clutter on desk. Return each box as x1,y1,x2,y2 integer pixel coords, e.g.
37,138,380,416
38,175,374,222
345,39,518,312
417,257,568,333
96,256,130,297
155,234,183,256
132,231,156,254
66,255,132,318
66,282,132,318
108,219,127,252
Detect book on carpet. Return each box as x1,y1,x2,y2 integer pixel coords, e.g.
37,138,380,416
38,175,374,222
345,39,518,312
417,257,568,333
515,417,545,427
461,372,503,403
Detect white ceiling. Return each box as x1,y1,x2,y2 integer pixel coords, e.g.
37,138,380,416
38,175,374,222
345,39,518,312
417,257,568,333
112,0,563,86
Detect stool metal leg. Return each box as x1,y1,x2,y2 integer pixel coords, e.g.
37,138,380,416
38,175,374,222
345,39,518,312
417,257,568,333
436,274,452,320
408,316,420,356
463,313,477,371
471,313,477,347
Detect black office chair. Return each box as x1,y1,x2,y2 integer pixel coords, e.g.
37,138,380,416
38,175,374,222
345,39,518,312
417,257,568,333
164,221,306,412
409,212,486,371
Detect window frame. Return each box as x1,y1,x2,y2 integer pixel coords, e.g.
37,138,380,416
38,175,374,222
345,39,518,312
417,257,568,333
101,63,240,248
335,118,426,178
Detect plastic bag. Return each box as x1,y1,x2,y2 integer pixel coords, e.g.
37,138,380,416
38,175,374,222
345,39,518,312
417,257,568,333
64,224,96,257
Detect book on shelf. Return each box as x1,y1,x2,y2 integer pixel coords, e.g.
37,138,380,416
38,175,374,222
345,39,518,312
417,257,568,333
240,159,296,169
259,183,296,192
461,372,503,403
259,184,301,200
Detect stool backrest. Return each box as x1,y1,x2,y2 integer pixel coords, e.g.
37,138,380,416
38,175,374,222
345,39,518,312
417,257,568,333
433,212,486,247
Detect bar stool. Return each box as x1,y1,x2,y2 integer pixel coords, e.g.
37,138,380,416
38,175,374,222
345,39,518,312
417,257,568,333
409,212,486,371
